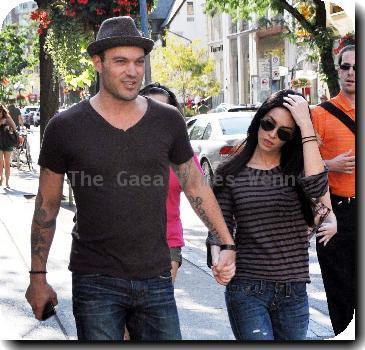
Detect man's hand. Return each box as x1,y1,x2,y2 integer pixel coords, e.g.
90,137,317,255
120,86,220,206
211,245,221,266
212,250,236,285
25,278,58,320
316,213,337,247
326,150,355,174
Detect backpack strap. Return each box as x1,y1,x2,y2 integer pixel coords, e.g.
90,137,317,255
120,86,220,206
319,101,355,134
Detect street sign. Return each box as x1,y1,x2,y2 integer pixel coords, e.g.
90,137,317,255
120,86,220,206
272,68,280,80
271,55,280,67
260,77,270,91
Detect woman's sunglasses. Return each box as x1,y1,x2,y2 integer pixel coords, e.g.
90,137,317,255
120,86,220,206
260,119,293,142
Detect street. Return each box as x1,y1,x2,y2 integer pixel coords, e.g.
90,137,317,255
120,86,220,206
0,126,335,340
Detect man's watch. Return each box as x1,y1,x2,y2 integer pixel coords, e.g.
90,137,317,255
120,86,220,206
220,244,237,251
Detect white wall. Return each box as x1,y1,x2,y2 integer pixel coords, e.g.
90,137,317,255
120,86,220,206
168,0,208,46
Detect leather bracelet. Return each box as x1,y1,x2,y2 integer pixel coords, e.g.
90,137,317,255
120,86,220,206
302,139,317,145
220,244,237,251
302,135,317,140
29,271,47,274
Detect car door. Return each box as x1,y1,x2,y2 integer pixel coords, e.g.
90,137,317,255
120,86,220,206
188,118,209,161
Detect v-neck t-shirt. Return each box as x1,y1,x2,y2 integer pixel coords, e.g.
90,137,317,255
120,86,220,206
38,97,194,279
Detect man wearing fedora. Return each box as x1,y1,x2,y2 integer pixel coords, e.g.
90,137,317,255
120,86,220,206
25,16,236,340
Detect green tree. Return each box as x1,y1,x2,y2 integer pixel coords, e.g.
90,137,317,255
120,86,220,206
45,19,95,93
34,0,60,139
151,34,220,114
0,25,29,102
32,0,155,137
205,0,350,97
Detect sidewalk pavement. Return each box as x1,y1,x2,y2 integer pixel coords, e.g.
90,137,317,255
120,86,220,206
0,128,336,340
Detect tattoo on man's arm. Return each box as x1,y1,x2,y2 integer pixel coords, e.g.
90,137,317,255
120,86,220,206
33,192,57,228
31,227,48,265
31,191,58,264
172,159,193,191
188,195,219,238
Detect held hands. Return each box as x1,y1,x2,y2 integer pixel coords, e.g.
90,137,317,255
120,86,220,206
327,149,355,174
25,280,58,320
282,94,312,129
211,247,236,285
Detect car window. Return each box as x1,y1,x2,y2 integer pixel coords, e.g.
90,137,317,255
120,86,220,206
186,118,197,134
202,123,212,140
219,117,252,135
189,119,209,140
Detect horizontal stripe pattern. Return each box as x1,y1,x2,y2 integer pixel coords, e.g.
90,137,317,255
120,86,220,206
213,165,328,283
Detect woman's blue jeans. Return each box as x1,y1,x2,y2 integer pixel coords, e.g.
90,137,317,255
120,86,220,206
225,279,309,340
72,271,181,341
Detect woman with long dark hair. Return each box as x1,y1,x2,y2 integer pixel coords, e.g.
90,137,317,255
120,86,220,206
207,90,336,340
0,104,17,188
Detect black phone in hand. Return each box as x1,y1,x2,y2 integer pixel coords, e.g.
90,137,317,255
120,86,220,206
41,302,56,321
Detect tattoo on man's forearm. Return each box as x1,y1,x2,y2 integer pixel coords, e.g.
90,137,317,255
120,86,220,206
31,227,47,264
172,159,193,191
188,195,219,237
33,192,57,228
31,191,57,264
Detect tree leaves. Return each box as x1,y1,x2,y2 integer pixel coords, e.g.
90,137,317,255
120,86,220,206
0,25,29,80
151,33,220,106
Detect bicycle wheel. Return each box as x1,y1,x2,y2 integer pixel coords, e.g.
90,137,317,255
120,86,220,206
25,141,33,171
15,148,21,170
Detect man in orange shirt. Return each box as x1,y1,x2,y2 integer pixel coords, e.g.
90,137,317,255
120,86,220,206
312,45,355,336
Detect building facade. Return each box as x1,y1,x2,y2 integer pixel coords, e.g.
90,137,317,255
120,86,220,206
3,1,37,27
162,0,208,46
207,1,355,107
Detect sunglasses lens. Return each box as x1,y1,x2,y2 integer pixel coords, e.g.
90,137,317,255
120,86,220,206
277,129,292,142
340,64,355,71
261,119,293,141
260,119,275,131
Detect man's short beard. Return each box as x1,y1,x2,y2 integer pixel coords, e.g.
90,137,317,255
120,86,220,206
100,69,143,102
108,87,139,101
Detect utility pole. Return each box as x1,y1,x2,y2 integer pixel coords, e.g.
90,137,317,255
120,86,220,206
269,53,273,95
139,0,151,85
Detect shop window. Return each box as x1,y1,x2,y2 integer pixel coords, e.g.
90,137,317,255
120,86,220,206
239,20,249,31
211,14,222,41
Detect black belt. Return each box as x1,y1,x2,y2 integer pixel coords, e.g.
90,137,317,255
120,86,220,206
331,193,356,204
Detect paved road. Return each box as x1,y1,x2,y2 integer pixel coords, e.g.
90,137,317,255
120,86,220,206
0,126,342,341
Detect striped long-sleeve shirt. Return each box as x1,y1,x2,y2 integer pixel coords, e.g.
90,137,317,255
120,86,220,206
209,165,328,282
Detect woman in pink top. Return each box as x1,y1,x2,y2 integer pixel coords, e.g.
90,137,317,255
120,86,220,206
140,83,202,282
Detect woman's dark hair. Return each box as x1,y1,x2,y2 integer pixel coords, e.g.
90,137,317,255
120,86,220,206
139,83,184,115
214,89,315,226
0,104,7,118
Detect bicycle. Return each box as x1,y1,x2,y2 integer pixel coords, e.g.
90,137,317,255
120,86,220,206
13,126,33,171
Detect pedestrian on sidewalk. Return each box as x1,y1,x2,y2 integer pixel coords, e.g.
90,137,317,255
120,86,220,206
0,104,17,188
25,16,235,341
198,99,209,115
139,82,203,283
8,102,23,128
207,89,335,340
312,44,356,335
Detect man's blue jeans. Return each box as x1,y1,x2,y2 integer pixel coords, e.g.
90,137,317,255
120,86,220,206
225,279,309,340
72,271,182,340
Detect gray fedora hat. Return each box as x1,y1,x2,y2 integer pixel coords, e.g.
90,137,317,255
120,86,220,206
87,16,154,56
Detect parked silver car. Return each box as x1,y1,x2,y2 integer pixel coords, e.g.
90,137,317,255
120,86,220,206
186,111,256,184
